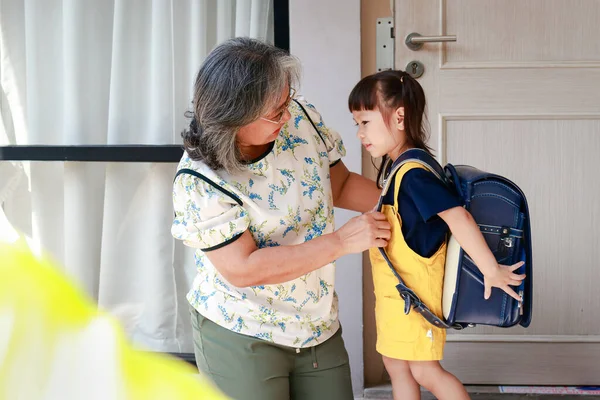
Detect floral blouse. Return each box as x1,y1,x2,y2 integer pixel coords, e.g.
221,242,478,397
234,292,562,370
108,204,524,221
171,98,346,348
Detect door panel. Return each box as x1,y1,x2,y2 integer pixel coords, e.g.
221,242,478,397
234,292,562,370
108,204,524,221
443,0,600,66
386,0,600,384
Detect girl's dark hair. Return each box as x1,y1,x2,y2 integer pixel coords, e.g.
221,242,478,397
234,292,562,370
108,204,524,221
348,69,432,187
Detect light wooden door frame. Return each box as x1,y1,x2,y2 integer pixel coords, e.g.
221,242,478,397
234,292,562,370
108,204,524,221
360,0,395,388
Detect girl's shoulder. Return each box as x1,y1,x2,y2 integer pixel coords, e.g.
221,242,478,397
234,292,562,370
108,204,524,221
397,167,462,218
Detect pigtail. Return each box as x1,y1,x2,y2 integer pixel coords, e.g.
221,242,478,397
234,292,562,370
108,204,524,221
396,71,433,155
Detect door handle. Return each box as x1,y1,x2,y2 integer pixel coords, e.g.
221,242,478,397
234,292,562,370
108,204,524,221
405,32,457,51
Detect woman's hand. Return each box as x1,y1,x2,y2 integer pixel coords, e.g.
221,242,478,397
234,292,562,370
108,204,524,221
483,261,526,301
335,212,391,253
204,212,391,287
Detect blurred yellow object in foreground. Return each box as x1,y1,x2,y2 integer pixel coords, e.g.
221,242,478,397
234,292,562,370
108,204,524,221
0,239,229,400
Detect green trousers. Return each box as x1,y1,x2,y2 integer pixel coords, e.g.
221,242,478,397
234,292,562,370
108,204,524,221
190,305,354,400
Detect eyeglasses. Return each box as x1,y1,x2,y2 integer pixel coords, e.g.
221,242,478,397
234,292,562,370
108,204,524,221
260,88,296,124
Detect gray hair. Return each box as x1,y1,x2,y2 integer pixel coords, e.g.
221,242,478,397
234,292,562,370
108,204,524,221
182,37,301,174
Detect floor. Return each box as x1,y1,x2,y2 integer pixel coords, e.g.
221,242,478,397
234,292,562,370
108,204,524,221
360,385,600,400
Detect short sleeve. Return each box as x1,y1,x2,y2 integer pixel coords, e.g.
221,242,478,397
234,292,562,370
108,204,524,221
399,169,463,222
171,172,250,251
298,99,346,165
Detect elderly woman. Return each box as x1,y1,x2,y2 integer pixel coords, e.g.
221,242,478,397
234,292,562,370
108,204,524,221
172,38,390,400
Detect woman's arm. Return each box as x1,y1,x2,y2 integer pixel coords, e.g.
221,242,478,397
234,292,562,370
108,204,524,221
439,206,525,300
330,161,380,213
205,212,390,287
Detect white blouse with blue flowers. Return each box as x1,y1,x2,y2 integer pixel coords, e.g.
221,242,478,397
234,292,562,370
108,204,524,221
171,98,346,348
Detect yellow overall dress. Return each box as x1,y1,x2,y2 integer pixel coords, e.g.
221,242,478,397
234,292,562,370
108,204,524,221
369,163,447,361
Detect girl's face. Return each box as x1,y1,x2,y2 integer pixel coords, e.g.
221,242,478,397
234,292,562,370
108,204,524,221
352,107,407,160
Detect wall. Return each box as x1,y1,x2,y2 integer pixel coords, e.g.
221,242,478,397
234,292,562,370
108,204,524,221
289,1,363,395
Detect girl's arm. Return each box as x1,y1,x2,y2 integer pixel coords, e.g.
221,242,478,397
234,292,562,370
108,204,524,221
438,206,525,301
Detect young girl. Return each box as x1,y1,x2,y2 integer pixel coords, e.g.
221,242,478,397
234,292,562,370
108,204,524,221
348,70,525,400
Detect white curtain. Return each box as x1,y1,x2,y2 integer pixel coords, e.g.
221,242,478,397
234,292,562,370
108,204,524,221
0,0,273,353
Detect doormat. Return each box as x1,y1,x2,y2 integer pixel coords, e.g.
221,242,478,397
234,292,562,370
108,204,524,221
499,386,600,395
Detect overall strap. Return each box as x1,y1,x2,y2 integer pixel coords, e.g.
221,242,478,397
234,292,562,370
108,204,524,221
376,150,462,330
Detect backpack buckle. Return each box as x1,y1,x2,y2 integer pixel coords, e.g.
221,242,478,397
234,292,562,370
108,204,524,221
497,226,514,258
499,227,514,247
402,293,412,314
397,285,421,316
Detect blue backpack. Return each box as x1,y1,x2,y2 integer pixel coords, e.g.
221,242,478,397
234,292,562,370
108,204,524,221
377,149,533,330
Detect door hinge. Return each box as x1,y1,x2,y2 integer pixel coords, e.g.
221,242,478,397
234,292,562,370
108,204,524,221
376,17,395,72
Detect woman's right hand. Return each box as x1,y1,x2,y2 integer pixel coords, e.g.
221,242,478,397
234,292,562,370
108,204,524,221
335,212,391,254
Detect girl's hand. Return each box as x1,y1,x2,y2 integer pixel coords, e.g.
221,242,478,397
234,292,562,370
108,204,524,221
483,261,526,301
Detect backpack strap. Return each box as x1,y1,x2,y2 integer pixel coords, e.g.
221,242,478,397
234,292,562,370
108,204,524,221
390,149,450,187
377,149,463,330
376,149,447,214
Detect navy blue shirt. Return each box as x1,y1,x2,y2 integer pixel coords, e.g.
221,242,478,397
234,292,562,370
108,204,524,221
382,168,463,258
